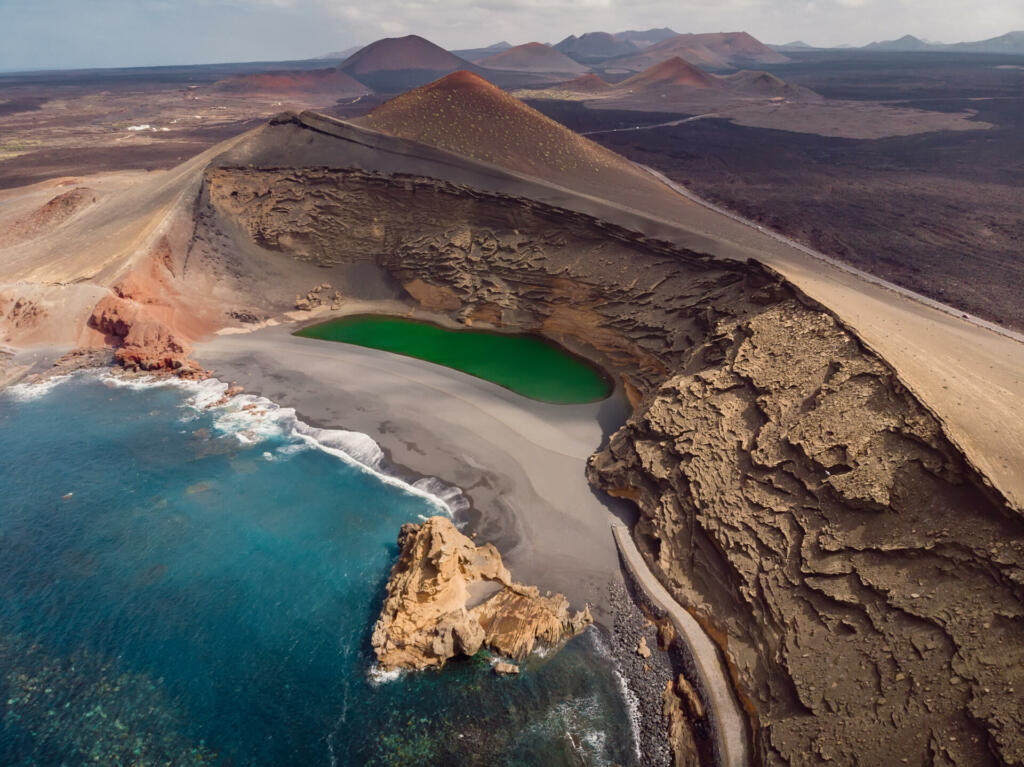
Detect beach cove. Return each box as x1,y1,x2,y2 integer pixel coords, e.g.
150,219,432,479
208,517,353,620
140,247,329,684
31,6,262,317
0,366,641,766
197,318,631,616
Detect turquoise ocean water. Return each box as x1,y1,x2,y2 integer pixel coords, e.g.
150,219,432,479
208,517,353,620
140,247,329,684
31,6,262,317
0,374,638,766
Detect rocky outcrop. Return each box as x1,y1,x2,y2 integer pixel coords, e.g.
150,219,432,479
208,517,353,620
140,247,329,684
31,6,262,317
371,516,591,670
89,294,202,377
664,679,702,767
0,187,97,246
204,165,1024,765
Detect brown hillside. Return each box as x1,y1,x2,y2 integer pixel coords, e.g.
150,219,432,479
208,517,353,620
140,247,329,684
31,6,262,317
692,31,789,63
340,35,468,75
610,31,788,71
213,68,370,97
610,36,728,71
720,69,820,99
616,57,722,91
355,70,674,202
477,42,589,73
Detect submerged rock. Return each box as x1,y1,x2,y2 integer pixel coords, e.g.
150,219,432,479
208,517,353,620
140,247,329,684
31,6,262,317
371,516,591,670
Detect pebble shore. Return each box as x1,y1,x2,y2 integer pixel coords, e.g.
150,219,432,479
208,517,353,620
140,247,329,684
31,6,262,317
607,580,674,767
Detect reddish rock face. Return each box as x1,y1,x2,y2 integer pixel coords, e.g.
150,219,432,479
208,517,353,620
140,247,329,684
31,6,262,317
89,294,202,377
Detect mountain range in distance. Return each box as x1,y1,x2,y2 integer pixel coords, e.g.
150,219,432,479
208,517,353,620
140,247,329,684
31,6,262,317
265,25,1023,101
771,30,1024,54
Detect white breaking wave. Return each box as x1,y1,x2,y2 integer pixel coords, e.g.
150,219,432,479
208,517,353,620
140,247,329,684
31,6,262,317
524,692,617,767
3,374,72,401
108,372,468,517
5,370,468,518
413,476,471,519
587,629,644,763
366,664,404,685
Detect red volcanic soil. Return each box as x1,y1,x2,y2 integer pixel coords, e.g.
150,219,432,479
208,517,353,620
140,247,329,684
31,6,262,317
559,74,613,93
616,57,723,91
477,42,589,73
340,35,469,75
213,68,370,97
356,70,668,199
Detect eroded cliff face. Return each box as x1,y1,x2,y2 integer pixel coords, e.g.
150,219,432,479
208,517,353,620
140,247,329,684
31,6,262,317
372,516,591,670
204,166,1024,765
204,166,775,394
590,302,1024,765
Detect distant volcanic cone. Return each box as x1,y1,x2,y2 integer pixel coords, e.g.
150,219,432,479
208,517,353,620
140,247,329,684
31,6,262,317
616,57,723,91
694,31,791,64
355,70,670,202
608,30,788,72
339,34,472,90
477,42,589,74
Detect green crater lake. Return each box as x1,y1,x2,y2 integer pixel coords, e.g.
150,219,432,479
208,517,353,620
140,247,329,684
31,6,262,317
296,315,612,404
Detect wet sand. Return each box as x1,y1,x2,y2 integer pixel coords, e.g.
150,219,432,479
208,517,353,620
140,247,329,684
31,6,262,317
195,322,632,622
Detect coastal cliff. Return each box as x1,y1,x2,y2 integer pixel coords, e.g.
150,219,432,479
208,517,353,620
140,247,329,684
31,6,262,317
371,516,591,670
202,165,1024,766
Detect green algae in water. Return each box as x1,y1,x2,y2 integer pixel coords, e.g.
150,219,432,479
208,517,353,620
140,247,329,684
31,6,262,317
296,315,612,404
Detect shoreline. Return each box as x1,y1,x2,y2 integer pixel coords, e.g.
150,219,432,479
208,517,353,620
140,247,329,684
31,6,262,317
0,334,694,766
193,321,634,620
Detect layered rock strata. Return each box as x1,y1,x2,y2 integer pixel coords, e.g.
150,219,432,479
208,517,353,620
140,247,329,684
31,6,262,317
202,165,1024,765
372,516,591,670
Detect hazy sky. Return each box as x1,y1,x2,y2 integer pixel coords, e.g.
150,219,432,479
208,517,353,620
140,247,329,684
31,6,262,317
1,0,1022,72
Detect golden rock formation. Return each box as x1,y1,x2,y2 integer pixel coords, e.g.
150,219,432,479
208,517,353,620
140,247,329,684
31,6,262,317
371,516,591,670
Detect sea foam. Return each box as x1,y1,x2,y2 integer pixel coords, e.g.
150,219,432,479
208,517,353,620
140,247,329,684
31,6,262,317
6,370,468,518
3,374,72,402
108,373,467,518
587,629,644,763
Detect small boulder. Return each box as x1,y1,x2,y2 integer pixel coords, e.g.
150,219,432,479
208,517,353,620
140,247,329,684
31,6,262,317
636,636,652,659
